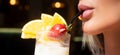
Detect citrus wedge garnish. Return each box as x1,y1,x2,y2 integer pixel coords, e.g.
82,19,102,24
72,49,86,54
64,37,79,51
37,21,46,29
41,13,53,30
21,20,42,39
50,13,67,26
21,12,67,39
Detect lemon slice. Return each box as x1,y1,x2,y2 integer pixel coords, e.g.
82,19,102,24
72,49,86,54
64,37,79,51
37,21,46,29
50,13,67,27
41,13,53,30
21,20,42,39
21,12,67,39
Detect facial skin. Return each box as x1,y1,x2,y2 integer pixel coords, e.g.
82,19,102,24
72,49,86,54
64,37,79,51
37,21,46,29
78,0,120,35
78,0,120,55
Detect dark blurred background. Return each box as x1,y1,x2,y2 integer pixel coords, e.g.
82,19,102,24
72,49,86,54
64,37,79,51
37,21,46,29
0,0,91,55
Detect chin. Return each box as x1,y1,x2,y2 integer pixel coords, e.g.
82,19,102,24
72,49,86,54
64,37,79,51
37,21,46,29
82,26,102,35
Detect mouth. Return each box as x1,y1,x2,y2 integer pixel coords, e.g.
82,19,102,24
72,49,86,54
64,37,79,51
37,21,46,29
78,4,94,21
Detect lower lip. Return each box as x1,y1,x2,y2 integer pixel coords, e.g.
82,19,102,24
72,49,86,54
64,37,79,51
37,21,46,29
81,9,93,20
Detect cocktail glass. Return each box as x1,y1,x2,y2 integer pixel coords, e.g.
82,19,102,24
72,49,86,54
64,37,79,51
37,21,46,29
34,31,71,55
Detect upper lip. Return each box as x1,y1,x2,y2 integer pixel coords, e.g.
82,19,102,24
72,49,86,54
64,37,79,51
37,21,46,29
78,4,94,12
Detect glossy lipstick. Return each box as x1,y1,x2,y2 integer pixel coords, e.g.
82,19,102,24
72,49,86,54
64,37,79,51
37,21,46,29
78,4,94,21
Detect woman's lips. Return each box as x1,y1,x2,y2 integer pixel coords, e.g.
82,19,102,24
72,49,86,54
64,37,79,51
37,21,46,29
78,4,94,21
81,9,93,21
